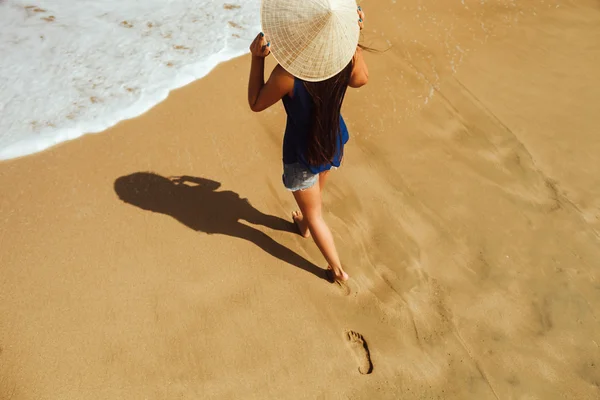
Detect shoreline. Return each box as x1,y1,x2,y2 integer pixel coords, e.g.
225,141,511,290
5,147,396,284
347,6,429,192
0,48,254,162
0,0,262,162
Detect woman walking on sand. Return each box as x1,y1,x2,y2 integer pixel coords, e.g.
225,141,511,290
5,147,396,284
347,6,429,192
248,0,368,283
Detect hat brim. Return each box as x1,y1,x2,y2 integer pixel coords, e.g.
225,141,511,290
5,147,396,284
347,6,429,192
261,0,360,82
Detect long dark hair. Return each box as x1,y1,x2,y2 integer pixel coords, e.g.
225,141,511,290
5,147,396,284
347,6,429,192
303,59,354,166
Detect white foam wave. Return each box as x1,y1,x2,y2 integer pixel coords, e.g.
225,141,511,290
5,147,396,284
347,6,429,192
0,0,260,160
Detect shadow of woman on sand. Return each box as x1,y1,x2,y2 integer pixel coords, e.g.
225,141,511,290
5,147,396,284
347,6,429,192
114,172,327,281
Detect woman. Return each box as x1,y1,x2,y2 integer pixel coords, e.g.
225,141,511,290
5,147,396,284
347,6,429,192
247,3,368,283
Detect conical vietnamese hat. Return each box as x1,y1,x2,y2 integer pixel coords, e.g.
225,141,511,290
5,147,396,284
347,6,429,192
261,0,360,82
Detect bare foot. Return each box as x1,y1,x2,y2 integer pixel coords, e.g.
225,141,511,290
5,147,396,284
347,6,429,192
292,211,310,238
326,265,349,282
326,268,351,296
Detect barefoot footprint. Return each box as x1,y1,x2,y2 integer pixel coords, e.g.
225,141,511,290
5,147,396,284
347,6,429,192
345,330,373,374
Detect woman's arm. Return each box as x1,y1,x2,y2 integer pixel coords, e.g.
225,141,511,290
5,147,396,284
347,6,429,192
349,46,369,88
247,33,294,112
349,7,368,88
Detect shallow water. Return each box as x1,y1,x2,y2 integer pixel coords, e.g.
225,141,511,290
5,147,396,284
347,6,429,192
0,0,260,160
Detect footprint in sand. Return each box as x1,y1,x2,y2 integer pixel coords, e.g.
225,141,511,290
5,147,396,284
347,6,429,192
345,330,373,374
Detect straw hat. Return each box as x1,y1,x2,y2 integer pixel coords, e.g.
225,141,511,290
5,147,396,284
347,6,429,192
261,0,360,82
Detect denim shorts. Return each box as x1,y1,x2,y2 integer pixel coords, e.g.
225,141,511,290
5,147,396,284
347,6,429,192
282,163,319,192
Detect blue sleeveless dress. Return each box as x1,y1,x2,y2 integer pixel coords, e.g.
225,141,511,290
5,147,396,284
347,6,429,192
281,78,349,174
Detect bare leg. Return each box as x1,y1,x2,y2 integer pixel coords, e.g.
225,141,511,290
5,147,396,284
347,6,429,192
319,170,330,190
292,170,330,239
292,178,348,281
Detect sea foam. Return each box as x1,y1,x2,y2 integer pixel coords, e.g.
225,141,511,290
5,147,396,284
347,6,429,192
0,0,260,160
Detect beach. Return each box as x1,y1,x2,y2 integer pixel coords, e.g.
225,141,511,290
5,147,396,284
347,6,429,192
1,0,600,398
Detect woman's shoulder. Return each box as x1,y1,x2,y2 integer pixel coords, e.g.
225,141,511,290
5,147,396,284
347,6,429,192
273,64,294,80
272,64,297,98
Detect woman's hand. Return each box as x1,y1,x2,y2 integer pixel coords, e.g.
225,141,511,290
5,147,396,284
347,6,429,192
249,32,271,58
358,6,364,30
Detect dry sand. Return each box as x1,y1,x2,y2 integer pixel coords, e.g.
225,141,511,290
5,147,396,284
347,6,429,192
1,0,600,398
